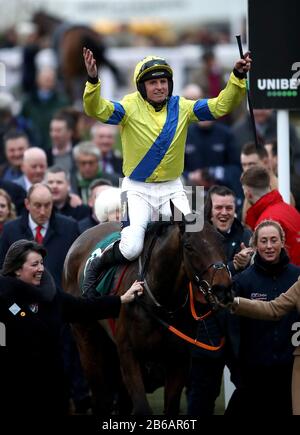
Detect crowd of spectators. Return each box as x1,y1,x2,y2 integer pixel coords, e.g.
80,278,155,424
0,17,300,416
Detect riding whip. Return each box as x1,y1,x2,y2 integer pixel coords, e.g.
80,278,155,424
235,34,259,149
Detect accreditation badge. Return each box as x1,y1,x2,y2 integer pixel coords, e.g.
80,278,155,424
29,303,39,313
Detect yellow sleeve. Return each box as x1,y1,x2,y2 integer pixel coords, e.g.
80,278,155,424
207,72,246,119
83,81,126,125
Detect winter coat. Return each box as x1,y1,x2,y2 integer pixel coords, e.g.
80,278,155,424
233,250,300,368
233,270,300,415
0,270,121,416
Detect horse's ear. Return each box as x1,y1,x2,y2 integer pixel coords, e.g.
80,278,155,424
170,200,185,234
170,200,183,222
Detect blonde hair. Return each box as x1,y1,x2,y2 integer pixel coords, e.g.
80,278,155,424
251,219,285,247
0,188,16,222
94,187,121,223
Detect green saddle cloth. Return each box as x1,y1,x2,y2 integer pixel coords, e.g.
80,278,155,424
83,231,121,296
81,222,169,295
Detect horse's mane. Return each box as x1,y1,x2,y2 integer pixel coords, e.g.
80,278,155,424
145,218,225,243
145,218,225,246
203,219,226,245
146,221,173,238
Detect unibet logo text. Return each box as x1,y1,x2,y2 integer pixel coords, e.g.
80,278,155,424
257,78,299,97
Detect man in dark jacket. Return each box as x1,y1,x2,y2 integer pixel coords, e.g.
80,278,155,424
45,165,90,222
0,130,29,182
13,147,48,193
71,141,119,204
187,185,252,416
0,183,79,288
90,122,123,176
205,185,253,276
184,120,242,199
232,109,300,174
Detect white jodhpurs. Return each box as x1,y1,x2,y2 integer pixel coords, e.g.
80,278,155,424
119,177,191,261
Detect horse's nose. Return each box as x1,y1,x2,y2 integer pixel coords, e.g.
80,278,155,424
211,284,234,306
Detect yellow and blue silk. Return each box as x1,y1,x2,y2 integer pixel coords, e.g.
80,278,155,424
83,72,245,182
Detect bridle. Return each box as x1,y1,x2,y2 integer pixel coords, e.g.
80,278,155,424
137,255,228,351
187,260,231,310
135,231,230,350
138,225,231,313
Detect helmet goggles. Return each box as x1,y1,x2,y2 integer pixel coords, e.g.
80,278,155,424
137,58,173,84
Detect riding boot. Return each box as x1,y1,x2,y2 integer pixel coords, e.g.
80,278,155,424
82,241,127,297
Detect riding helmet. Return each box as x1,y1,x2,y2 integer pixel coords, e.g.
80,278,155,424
134,55,173,99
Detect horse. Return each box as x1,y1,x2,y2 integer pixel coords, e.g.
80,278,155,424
62,216,232,415
31,11,122,101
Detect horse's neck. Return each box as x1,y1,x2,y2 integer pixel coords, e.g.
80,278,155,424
146,226,186,306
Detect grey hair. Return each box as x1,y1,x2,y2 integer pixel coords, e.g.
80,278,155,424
90,122,117,138
73,141,101,160
94,187,121,223
46,165,70,182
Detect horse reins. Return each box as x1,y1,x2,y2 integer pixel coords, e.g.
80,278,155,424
137,239,227,351
134,291,225,351
139,256,189,314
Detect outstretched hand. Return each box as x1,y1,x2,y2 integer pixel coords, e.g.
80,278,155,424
205,287,235,311
83,47,98,78
234,51,252,74
121,280,144,304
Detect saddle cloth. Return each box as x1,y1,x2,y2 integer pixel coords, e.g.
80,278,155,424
82,231,120,295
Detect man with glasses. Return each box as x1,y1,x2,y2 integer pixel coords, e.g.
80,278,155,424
82,48,252,294
71,141,118,204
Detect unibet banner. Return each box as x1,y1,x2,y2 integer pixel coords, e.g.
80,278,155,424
248,0,300,109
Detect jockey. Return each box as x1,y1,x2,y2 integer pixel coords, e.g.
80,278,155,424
82,49,251,294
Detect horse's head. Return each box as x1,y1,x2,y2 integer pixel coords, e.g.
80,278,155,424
32,11,62,37
181,217,233,310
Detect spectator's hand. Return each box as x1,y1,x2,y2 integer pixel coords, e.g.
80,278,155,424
233,242,254,271
83,47,98,78
69,193,83,207
121,280,144,304
205,286,235,310
216,295,237,310
234,51,252,74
